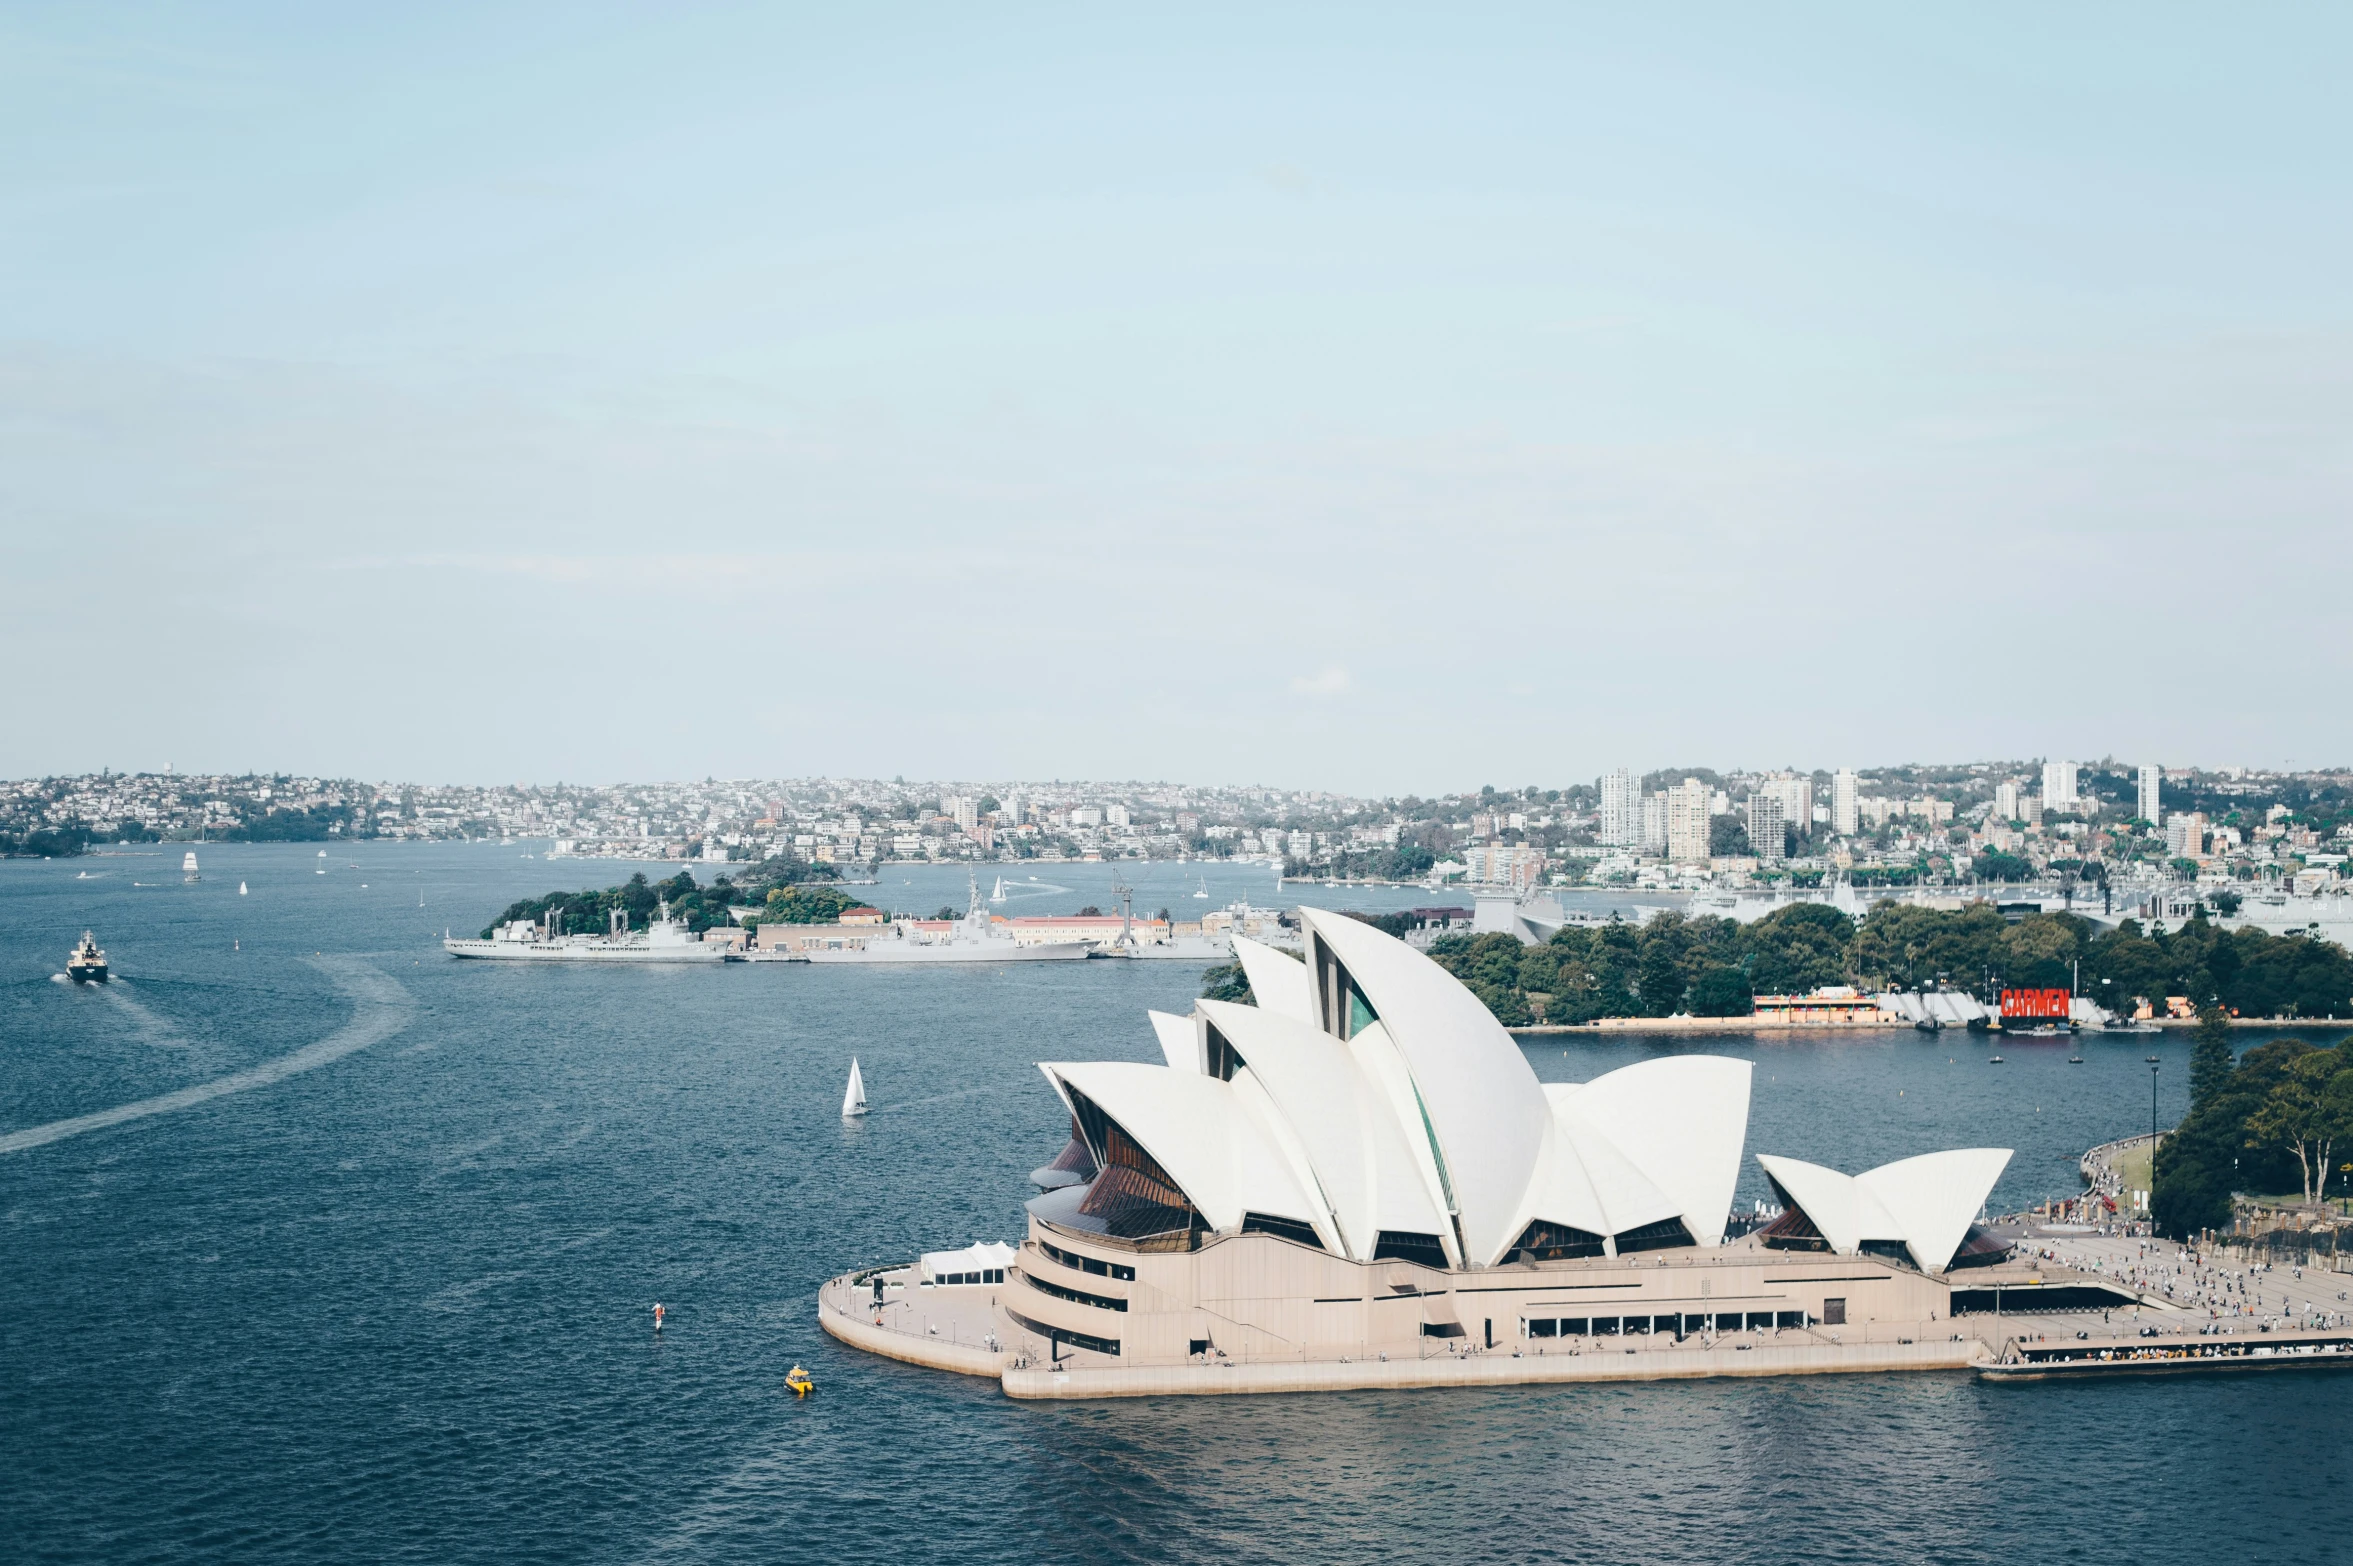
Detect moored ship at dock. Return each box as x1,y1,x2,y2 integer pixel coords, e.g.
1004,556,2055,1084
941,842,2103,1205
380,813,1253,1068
443,900,726,964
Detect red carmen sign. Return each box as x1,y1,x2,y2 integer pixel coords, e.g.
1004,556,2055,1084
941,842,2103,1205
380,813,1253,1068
2000,988,2072,1020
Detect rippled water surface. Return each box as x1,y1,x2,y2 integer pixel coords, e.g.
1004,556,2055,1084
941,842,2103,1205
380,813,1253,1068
4,846,2345,1564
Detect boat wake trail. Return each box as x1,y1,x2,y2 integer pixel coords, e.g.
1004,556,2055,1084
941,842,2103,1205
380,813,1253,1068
0,958,413,1156
95,982,193,1050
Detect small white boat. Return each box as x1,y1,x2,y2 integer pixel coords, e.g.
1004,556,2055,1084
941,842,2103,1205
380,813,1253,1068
317,850,327,874
1192,877,1209,899
182,851,200,882
842,1058,869,1119
989,877,1007,905
239,881,248,895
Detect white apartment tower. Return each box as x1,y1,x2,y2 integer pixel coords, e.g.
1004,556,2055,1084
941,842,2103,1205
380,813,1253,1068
1757,773,1814,844
2137,764,2162,826
1994,781,2021,822
1598,769,1641,848
2041,760,2080,811
1832,769,1859,837
1745,793,1787,863
1667,778,1713,864
1641,792,1670,855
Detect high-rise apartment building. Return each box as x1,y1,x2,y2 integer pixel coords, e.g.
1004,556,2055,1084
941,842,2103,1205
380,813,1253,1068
1757,773,1814,844
1832,770,1859,837
949,795,978,832
2041,760,2079,811
1745,794,1787,862
1993,781,2020,821
2137,764,2162,826
1598,768,1641,847
1641,793,1669,855
1667,778,1712,863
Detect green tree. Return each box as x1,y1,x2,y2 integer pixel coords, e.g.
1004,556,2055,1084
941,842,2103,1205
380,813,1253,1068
2189,1005,2235,1110
1741,902,1853,995
1200,962,1253,1004
764,885,861,924
1688,966,1754,1017
2245,1045,2353,1205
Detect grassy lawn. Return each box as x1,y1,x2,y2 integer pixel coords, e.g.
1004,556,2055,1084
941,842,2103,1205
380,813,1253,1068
2111,1143,2152,1199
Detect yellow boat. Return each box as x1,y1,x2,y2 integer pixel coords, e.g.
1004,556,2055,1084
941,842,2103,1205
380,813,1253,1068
785,1365,814,1399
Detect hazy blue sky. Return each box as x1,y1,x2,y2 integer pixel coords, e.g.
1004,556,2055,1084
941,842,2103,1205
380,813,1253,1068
5,6,2348,791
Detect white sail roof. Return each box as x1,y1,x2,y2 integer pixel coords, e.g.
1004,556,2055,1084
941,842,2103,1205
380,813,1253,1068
1197,999,1449,1259
1039,1061,1325,1236
1756,1148,2012,1273
1551,1056,1752,1246
1147,1009,1201,1074
1232,935,1316,1025
1297,907,1552,1266
1025,908,1989,1278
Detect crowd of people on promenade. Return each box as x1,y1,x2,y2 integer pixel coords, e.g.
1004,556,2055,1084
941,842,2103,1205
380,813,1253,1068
2031,1238,2353,1333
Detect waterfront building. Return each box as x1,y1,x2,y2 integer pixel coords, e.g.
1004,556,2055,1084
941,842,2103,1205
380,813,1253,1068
1007,914,1169,947
1744,794,1786,862
1832,769,1859,837
2138,763,2162,826
1464,842,1542,889
822,909,2015,1389
1749,987,1884,1024
1599,769,1642,848
1666,778,1711,864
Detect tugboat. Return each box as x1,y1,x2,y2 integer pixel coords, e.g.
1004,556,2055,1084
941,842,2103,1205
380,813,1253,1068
67,931,108,983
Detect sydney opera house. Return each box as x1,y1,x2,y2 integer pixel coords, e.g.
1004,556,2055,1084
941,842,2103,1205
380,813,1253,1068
824,907,2021,1393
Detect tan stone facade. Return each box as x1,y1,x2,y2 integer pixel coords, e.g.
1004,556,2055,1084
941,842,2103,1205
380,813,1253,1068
997,1214,1958,1369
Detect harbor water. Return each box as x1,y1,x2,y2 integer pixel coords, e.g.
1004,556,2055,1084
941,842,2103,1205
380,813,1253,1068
3,844,2345,1564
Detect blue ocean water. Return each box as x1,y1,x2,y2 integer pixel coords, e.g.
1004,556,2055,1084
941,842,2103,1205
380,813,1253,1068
3,844,2344,1564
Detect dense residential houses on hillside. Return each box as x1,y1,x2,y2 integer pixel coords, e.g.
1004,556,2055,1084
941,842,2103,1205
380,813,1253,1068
5,763,2350,899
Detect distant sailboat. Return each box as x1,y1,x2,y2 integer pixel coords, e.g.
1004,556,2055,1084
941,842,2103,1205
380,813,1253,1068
182,851,200,881
1192,877,1209,899
989,877,1007,905
841,1058,869,1119
239,881,248,895
317,850,327,874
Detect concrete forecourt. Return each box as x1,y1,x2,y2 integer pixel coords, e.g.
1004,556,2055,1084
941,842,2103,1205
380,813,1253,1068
819,908,2344,1398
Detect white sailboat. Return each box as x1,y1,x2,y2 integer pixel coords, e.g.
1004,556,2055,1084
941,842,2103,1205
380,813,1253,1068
989,877,1007,905
841,1058,869,1119
317,849,327,874
182,851,200,881
1192,876,1209,899
239,881,248,895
